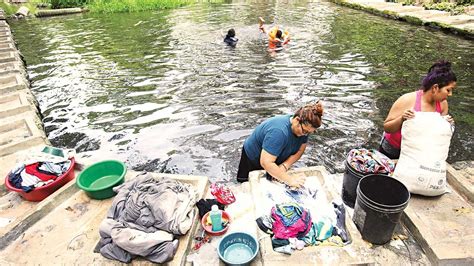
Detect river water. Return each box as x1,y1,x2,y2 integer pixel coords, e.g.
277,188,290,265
9,1,473,182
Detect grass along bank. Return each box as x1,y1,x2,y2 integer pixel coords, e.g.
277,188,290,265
86,0,193,13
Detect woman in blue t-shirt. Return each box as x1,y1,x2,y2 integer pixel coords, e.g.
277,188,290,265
237,101,324,188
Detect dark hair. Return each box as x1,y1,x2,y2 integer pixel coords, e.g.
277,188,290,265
276,30,283,39
293,101,324,128
421,60,457,92
227,29,235,38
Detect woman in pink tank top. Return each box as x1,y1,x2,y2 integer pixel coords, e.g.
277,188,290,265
379,61,457,159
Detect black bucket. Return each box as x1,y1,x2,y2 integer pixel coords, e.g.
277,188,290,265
341,160,365,208
352,174,410,245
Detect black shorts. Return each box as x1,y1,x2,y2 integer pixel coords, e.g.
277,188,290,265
379,137,400,160
236,146,263,183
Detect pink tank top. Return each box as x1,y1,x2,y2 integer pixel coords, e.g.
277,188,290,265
384,90,442,149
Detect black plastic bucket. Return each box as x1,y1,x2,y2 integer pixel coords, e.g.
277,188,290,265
341,160,365,208
352,174,410,245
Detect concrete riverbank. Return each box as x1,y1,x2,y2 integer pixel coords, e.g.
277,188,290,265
0,7,473,265
329,0,474,39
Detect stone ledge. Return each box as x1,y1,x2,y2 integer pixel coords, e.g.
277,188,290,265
329,0,474,38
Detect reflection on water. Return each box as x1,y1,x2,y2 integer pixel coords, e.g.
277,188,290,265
10,1,473,181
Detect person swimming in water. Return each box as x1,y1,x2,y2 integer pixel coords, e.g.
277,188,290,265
224,28,238,47
258,17,290,49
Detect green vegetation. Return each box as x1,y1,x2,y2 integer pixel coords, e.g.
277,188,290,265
396,0,471,15
0,2,17,15
50,0,88,9
0,1,38,15
423,2,466,15
86,0,193,13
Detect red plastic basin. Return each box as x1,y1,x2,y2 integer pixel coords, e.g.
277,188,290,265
4,158,76,202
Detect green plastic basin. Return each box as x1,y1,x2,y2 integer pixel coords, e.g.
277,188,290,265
76,160,126,199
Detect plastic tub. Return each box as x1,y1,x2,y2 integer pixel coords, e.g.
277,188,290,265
4,158,76,202
201,210,231,236
352,174,410,245
76,160,126,200
218,232,259,266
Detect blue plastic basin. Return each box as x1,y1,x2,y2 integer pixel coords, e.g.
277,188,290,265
218,232,259,266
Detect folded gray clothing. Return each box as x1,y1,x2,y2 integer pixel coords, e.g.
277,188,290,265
108,173,198,235
97,173,198,263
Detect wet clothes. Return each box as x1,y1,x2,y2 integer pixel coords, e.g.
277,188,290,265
224,36,238,47
271,203,312,239
8,161,72,192
96,173,198,263
346,148,395,175
380,90,442,159
238,115,308,182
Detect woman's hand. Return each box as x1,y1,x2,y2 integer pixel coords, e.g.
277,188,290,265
402,109,415,121
443,115,455,124
286,175,306,188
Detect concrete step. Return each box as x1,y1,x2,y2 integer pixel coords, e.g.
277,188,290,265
0,36,13,45
0,117,46,157
0,52,20,65
0,61,24,75
0,92,34,120
0,30,11,38
0,42,15,53
0,73,28,94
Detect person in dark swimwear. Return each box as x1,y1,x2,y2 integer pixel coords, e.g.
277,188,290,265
224,28,238,47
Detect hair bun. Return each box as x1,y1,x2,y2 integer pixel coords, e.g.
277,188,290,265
313,101,323,116
428,60,452,74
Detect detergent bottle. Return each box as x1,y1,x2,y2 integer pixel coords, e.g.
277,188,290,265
209,205,223,231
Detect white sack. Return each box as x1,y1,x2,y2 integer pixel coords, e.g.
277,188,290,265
393,112,452,196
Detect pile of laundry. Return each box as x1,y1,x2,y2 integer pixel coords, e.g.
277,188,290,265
95,173,198,264
8,160,72,192
346,148,395,174
256,201,350,255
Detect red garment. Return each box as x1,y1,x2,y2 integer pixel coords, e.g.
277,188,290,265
25,163,57,181
210,183,236,205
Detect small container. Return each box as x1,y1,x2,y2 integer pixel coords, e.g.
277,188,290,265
209,205,223,232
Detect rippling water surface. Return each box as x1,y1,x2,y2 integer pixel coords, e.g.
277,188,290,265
10,1,473,181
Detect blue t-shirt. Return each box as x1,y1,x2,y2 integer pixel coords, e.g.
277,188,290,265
244,114,308,166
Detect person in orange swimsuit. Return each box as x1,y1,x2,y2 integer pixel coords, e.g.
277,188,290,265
258,17,290,49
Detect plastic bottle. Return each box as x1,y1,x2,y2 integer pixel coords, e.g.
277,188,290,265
209,205,223,232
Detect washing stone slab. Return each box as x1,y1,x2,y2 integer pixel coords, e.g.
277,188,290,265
401,186,474,265
185,181,263,266
0,73,28,94
0,92,33,119
0,169,209,265
0,117,46,157
249,166,376,265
